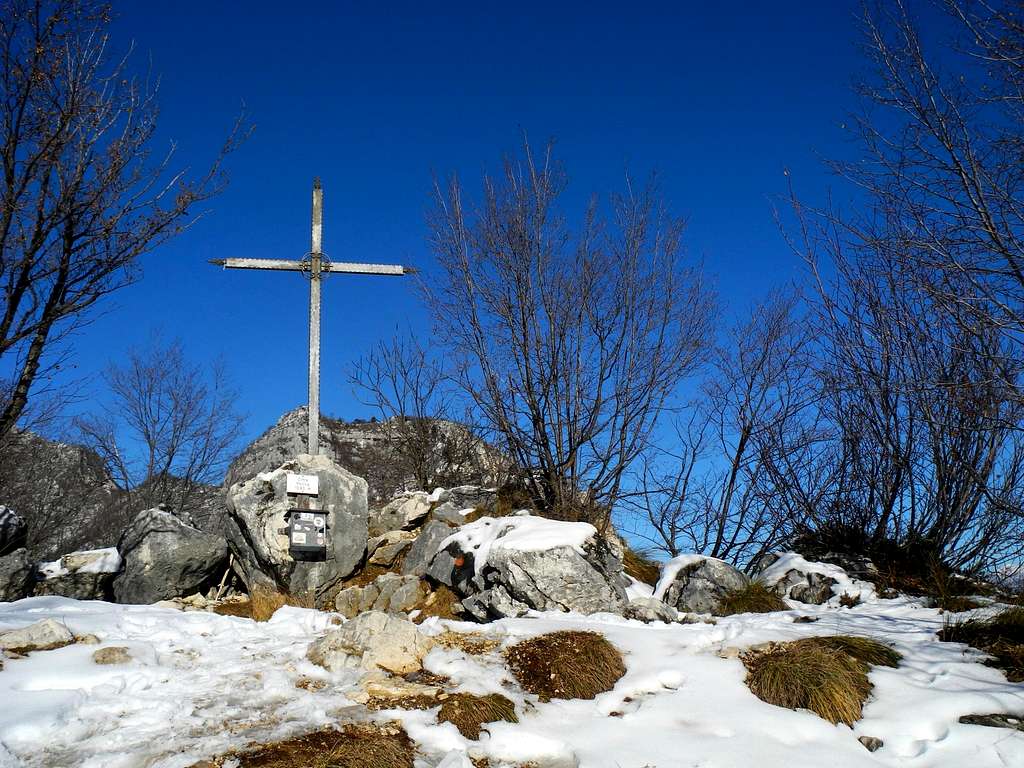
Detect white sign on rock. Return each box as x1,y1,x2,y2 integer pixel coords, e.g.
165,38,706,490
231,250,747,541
286,473,320,496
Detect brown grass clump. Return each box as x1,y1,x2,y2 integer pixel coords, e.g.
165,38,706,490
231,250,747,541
506,631,626,701
212,599,253,618
717,582,789,616
436,630,502,656
437,693,518,739
365,693,439,712
412,585,464,623
838,593,862,609
742,635,900,725
744,644,870,725
798,636,901,668
249,587,315,622
939,607,1024,682
231,724,415,768
622,547,661,586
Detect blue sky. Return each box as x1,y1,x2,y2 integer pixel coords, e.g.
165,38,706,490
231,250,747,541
56,1,870,441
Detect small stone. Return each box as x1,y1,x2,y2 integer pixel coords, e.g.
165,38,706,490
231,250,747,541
92,646,132,665
858,736,883,752
75,634,101,645
793,615,819,623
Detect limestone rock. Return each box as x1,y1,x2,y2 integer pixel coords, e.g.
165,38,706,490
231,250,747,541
0,549,34,602
429,515,630,620
655,556,749,615
789,573,838,605
368,492,432,537
334,573,428,619
92,646,131,665
858,736,884,752
307,610,434,674
0,618,73,653
114,508,228,604
959,713,1024,731
403,520,456,577
225,453,368,600
367,530,416,567
624,597,680,623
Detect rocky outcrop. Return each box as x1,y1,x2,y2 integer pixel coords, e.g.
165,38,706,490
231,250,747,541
0,549,34,602
757,553,845,605
224,453,367,601
35,547,121,600
307,610,434,674
654,556,749,615
368,491,434,538
113,508,228,604
367,530,416,567
334,573,427,619
427,515,630,620
0,507,27,556
403,520,457,577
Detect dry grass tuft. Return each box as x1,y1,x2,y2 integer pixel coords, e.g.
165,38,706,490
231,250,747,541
622,547,661,586
212,599,253,618
436,630,502,655
939,607,1024,682
742,635,900,725
412,585,464,623
744,642,870,725
797,635,901,668
249,587,314,622
506,630,626,701
717,582,789,615
230,723,415,768
437,692,518,739
365,693,439,712
839,593,862,609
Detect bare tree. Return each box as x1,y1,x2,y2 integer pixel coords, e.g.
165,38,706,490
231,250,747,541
626,292,816,568
426,142,713,527
75,337,245,527
0,0,246,441
348,333,497,493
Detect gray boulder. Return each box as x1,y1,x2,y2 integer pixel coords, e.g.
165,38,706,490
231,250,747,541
114,508,228,604
403,520,457,577
0,507,27,556
367,530,416,567
0,549,34,602
334,573,427,618
656,556,749,615
788,573,838,604
35,547,121,600
428,515,630,620
624,597,680,623
224,453,368,601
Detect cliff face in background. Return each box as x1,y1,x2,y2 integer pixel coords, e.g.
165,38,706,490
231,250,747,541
224,406,506,505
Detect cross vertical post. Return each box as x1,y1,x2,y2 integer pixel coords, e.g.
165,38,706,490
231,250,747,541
308,179,323,456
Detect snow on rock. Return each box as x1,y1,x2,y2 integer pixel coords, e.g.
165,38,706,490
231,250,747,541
0,588,1022,767
758,552,876,604
35,547,123,601
427,514,629,619
653,554,749,614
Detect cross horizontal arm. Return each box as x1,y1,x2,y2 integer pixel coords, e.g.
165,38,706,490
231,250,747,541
209,258,415,275
209,258,306,271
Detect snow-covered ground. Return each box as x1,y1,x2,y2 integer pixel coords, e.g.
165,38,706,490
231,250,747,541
1,590,1022,768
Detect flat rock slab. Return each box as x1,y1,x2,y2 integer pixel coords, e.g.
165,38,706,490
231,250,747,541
0,619,74,654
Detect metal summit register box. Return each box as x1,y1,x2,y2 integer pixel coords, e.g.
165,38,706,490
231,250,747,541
282,473,327,561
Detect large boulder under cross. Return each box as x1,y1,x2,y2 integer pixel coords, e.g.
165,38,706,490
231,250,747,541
224,453,368,602
426,513,630,620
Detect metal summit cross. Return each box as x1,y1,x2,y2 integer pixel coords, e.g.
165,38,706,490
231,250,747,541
210,178,412,456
